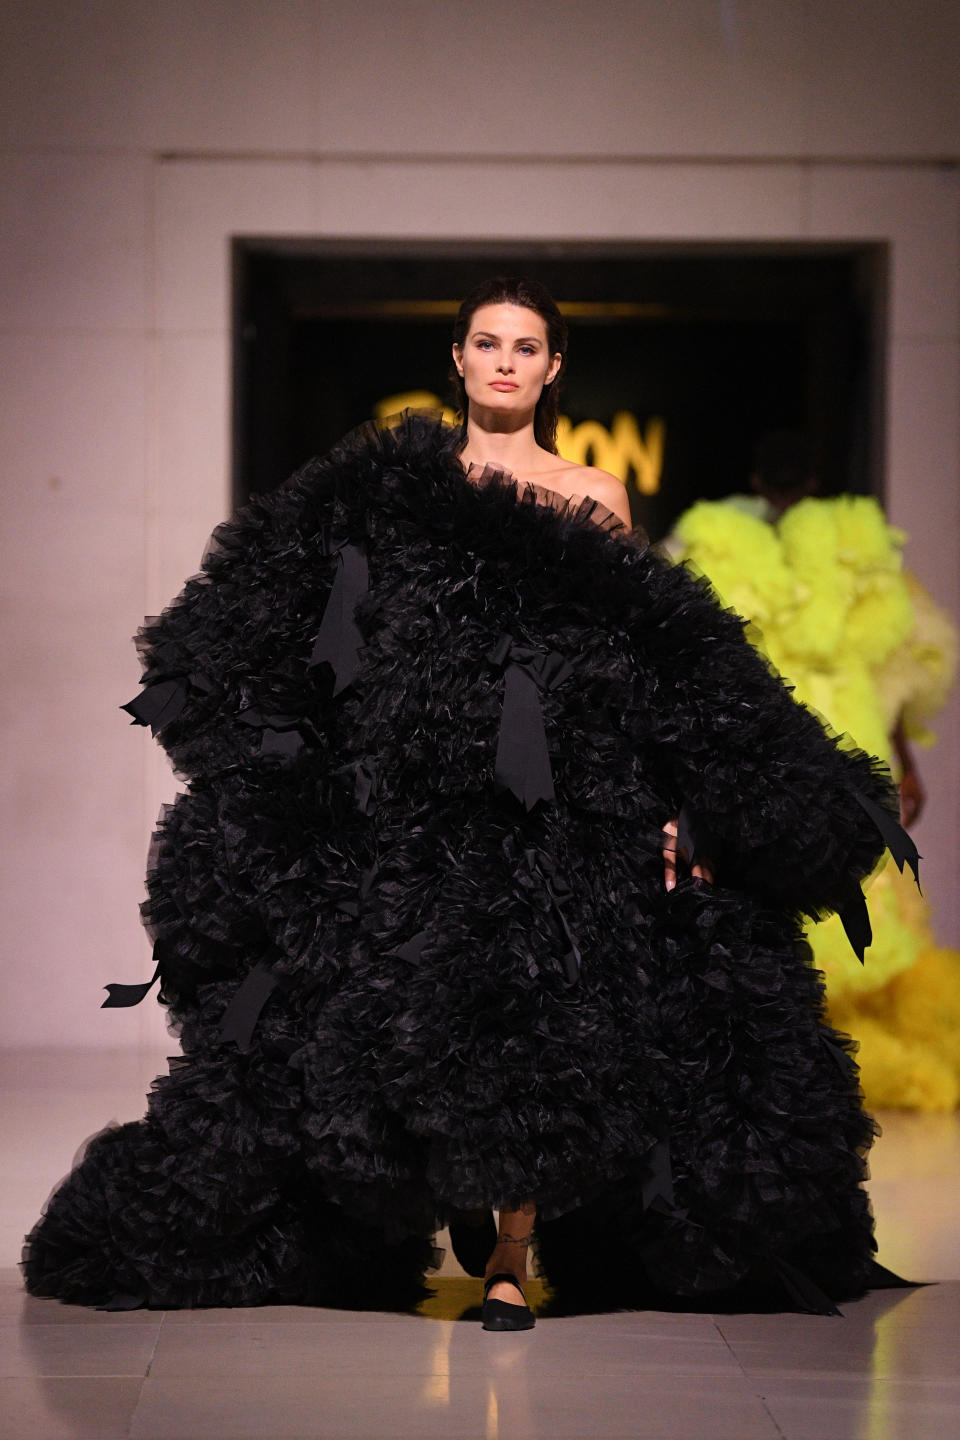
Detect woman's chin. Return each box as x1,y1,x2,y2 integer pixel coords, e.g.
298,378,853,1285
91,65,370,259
469,396,535,429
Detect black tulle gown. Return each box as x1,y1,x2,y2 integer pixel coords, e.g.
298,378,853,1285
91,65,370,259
22,414,919,1315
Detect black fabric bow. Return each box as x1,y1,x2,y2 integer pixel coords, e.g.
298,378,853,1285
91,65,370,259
308,530,369,696
486,633,574,811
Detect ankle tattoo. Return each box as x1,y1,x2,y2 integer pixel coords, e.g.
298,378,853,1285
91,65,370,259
497,1232,532,1247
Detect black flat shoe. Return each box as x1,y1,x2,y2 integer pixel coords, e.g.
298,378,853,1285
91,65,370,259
448,1209,498,1278
481,1271,536,1331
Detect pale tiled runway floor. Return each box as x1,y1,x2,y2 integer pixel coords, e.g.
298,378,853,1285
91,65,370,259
2,1050,959,1440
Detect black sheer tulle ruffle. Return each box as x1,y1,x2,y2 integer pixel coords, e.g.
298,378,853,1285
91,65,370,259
23,412,915,1315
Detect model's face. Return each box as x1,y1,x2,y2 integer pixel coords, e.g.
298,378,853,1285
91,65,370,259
453,303,562,419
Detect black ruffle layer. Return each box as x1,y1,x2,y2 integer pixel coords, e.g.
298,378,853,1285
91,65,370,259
23,413,908,1313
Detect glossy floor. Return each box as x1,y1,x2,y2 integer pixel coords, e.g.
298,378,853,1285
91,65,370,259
2,1049,959,1440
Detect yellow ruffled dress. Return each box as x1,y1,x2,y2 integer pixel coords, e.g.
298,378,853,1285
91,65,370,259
671,495,960,1109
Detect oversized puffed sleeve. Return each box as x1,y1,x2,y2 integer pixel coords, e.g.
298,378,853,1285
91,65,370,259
120,455,366,781
624,548,919,948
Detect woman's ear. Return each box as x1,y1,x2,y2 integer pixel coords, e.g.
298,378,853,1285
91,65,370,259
452,343,464,378
545,352,562,386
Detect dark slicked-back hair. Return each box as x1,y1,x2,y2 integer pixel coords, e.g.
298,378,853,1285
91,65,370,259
451,276,568,453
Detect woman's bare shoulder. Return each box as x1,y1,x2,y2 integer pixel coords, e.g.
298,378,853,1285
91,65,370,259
561,464,633,529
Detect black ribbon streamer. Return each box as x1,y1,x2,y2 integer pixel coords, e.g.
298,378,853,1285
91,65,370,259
334,861,381,918
120,677,187,734
640,1135,677,1214
96,1291,148,1312
486,633,574,811
852,790,922,891
120,672,215,735
768,1255,841,1316
863,1259,922,1290
522,846,582,983
237,708,306,759
819,1029,857,1077
386,928,433,963
352,758,378,815
838,886,873,965
217,962,281,1053
838,790,921,963
101,957,163,1009
677,801,698,868
308,536,369,696
675,800,722,877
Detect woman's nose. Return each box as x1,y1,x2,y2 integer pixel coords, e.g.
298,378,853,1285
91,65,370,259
497,356,514,373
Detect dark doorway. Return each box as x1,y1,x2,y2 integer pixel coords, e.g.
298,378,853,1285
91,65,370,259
233,241,885,541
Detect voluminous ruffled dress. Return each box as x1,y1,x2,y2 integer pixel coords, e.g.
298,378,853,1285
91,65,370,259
22,414,918,1315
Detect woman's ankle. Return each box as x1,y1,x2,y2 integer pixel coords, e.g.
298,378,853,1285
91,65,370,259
483,1201,536,1281
485,1240,530,1280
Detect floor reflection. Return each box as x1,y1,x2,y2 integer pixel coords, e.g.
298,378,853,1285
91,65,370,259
2,1054,959,1438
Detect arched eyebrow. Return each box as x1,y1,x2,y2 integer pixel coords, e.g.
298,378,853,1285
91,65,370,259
471,330,544,346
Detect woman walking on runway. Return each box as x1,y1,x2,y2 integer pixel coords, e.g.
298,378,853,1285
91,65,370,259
23,276,916,1331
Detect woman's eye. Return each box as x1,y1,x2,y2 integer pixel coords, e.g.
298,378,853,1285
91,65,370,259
476,340,493,350
519,346,535,355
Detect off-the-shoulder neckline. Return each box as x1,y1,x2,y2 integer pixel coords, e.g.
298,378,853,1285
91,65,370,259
461,459,634,539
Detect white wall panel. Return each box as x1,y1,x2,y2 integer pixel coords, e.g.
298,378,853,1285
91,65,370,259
0,0,152,148
151,332,230,613
0,152,149,331
0,330,168,1049
156,160,316,331
802,0,960,158
309,0,807,158
307,159,806,237
0,0,318,153
807,166,960,340
3,2,958,160
146,0,318,153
